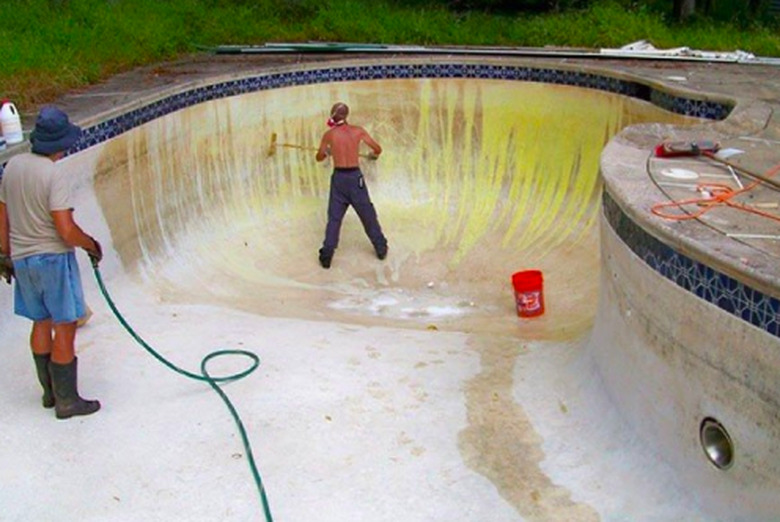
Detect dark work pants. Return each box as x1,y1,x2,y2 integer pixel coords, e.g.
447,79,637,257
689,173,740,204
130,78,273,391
321,168,387,255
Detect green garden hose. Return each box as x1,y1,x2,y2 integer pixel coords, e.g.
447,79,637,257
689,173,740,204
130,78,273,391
92,266,273,522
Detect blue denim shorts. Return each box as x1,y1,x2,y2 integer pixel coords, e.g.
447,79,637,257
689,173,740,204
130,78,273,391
13,251,86,324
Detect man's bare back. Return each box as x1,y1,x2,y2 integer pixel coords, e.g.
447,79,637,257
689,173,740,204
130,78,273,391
316,107,381,167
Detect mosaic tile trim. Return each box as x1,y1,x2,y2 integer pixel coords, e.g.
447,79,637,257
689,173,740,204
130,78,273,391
603,191,780,339
69,64,728,155
651,90,730,121
0,62,733,181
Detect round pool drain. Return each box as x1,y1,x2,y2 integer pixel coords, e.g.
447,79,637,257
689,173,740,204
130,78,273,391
700,418,734,470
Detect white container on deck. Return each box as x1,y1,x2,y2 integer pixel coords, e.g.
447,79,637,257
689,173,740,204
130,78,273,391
0,100,24,144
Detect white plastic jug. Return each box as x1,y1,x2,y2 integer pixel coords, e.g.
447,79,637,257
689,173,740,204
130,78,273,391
0,100,24,144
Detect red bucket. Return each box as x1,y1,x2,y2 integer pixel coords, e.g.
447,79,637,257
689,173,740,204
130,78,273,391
512,270,544,318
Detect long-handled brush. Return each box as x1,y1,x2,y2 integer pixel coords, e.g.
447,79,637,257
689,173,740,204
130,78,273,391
266,132,376,159
266,132,318,157
655,140,780,192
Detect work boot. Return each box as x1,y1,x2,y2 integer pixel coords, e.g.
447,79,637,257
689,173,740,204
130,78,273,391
49,357,101,420
318,248,332,269
32,353,55,409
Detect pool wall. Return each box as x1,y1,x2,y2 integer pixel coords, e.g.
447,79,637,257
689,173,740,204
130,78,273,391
591,203,780,519
0,59,733,177
2,57,777,520
598,127,780,519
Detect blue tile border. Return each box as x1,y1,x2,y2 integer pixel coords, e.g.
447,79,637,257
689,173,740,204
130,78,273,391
603,191,780,339
0,62,733,181
69,64,732,155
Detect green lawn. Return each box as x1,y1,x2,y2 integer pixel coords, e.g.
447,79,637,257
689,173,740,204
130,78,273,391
1,0,778,108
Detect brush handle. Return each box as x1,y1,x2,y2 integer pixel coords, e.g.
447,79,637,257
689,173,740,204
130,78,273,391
278,142,375,159
279,143,317,152
704,152,780,192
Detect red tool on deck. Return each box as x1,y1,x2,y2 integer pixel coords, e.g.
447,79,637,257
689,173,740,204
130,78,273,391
654,140,720,158
654,139,780,191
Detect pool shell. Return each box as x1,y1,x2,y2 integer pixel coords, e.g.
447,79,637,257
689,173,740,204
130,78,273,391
1,55,780,521
84,75,699,340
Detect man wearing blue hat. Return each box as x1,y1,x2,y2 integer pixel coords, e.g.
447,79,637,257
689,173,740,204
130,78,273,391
0,106,103,419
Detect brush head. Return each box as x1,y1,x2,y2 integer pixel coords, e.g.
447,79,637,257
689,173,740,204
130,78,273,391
267,132,278,157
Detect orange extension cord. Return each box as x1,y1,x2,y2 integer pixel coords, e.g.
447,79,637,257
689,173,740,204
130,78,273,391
651,161,780,223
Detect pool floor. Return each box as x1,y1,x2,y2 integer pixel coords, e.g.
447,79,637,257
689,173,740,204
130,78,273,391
0,268,711,521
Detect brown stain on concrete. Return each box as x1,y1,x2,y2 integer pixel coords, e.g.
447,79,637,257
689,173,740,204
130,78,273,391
459,334,599,521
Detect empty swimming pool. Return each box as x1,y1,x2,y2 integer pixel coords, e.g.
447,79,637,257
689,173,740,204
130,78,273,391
1,57,778,521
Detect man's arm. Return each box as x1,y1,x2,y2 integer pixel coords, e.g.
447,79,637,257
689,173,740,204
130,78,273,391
0,202,13,283
315,132,331,162
52,209,101,258
361,129,382,158
0,202,9,256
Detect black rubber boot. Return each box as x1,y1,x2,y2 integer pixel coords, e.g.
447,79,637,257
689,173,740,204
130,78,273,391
318,248,333,269
32,353,55,409
49,357,101,420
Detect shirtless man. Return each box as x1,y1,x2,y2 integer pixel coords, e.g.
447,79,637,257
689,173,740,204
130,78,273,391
315,102,388,269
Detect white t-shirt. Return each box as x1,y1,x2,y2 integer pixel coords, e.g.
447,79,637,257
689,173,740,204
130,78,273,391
0,153,73,259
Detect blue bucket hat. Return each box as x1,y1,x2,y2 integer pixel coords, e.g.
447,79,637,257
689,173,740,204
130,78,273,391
30,106,82,155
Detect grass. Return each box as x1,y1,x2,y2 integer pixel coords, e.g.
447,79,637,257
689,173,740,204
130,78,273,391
1,0,778,109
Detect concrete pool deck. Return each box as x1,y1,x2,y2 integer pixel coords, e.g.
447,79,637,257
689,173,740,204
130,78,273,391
1,51,779,522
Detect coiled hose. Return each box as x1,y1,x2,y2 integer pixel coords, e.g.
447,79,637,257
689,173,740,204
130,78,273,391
92,266,273,522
